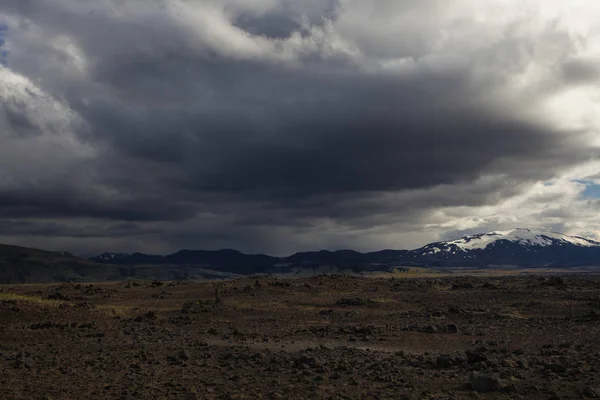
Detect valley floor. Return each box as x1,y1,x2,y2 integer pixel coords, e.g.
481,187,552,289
1,274,600,399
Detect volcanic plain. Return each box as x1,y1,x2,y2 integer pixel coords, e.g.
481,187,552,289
1,273,600,399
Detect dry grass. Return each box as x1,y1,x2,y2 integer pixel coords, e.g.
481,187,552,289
0,292,61,306
370,267,598,279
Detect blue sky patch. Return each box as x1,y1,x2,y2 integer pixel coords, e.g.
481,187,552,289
582,184,600,199
0,24,8,66
573,180,600,199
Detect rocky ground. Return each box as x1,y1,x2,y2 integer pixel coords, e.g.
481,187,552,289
1,274,600,399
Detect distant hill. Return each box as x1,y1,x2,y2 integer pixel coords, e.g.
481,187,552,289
0,244,241,284
90,248,404,275
0,244,101,284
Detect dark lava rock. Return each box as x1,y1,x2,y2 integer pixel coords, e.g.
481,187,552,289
168,315,192,325
545,363,567,373
471,361,488,371
452,282,475,290
335,298,375,306
482,282,500,290
167,355,182,365
583,387,600,398
466,349,487,364
167,350,190,365
133,311,158,323
294,356,318,369
469,373,502,392
420,325,438,334
46,292,71,301
179,350,190,361
436,355,454,368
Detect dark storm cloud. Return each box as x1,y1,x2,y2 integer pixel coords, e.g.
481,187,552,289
0,0,598,254
0,186,196,221
0,219,155,239
232,0,339,39
77,51,587,202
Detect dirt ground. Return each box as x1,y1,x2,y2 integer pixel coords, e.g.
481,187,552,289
1,273,600,399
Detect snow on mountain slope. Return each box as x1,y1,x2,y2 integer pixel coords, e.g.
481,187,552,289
94,252,130,261
426,228,600,254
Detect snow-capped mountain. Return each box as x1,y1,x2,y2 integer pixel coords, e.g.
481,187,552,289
446,229,599,250
89,228,600,271
411,228,600,267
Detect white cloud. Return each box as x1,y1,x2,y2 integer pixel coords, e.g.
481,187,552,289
422,164,600,242
0,67,94,188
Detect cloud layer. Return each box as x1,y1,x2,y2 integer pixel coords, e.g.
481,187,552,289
1,0,600,255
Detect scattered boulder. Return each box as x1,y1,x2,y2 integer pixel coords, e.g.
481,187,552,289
133,311,158,323
294,356,318,369
178,349,190,361
167,350,190,365
168,315,192,325
469,373,502,392
436,355,454,369
482,282,500,290
545,363,567,373
335,298,376,307
583,387,600,398
420,325,438,334
586,310,600,321
465,349,487,364
452,282,475,290
46,292,71,301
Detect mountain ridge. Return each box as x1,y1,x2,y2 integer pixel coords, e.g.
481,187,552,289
3,228,600,283
90,228,600,270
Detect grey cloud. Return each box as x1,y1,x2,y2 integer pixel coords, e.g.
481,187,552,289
0,0,598,254
0,219,158,239
2,104,38,136
561,59,600,85
0,185,196,222
230,0,339,36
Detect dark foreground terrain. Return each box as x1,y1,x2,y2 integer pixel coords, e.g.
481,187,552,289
1,274,600,399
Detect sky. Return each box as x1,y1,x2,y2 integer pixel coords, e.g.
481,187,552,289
1,0,600,256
